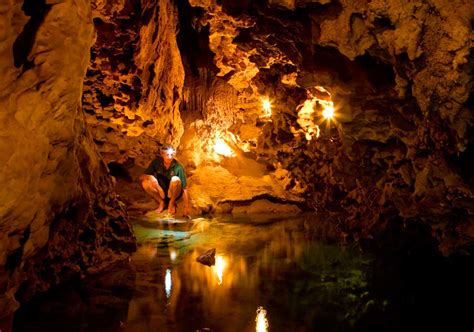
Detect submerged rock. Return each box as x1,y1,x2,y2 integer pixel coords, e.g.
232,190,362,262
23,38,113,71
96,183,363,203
196,248,216,266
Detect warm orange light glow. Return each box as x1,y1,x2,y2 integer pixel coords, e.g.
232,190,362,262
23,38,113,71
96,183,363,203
213,138,235,157
295,87,336,140
320,99,335,120
139,244,157,257
261,98,272,118
169,249,177,261
314,86,335,121
214,255,226,285
256,306,269,332
315,85,330,94
299,98,315,115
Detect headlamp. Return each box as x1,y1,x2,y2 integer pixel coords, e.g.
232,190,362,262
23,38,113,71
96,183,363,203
166,147,175,156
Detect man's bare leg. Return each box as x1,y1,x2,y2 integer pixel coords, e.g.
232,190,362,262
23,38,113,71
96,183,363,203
140,175,166,213
167,176,182,215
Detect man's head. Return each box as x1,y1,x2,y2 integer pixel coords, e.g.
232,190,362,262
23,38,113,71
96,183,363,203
160,144,176,161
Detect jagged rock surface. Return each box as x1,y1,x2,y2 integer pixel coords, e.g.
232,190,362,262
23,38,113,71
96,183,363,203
78,0,472,254
83,0,185,166
2,2,472,325
0,0,135,322
178,0,473,253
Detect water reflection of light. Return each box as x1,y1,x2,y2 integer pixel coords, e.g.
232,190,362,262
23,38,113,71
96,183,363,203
214,255,226,285
165,269,172,298
170,249,177,261
256,306,269,332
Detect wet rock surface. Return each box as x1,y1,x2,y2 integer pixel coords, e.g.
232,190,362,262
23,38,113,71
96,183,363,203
196,248,216,266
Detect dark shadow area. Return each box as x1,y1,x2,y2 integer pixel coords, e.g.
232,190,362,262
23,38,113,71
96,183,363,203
108,162,133,182
13,264,135,332
354,53,395,91
13,0,52,70
358,221,474,332
448,132,474,186
176,0,217,77
307,45,357,83
373,15,395,32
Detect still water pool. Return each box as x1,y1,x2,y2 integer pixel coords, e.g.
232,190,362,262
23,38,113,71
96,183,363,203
14,214,474,331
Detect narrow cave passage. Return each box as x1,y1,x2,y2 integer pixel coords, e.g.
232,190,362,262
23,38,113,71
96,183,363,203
1,0,473,331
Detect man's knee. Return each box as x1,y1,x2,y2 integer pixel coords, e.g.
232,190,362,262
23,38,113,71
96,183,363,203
141,175,158,190
169,177,182,195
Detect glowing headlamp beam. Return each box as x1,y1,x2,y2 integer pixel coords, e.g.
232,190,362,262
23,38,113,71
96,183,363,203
166,147,175,155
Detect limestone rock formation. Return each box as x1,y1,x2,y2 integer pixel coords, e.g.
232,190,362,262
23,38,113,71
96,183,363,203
83,0,185,166
1,0,473,323
179,0,473,253
0,0,134,323
196,247,216,266
76,0,472,255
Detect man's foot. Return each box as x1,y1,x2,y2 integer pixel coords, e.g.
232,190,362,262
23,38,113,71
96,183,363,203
155,202,165,214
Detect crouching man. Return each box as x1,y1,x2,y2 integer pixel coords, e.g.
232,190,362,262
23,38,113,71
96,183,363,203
139,144,190,216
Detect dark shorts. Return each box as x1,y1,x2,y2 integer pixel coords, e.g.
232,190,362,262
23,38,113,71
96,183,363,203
158,177,183,206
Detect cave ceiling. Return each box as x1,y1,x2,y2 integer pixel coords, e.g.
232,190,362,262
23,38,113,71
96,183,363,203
83,0,473,253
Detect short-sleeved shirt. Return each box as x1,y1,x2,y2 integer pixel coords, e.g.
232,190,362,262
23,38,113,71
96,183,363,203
144,156,187,188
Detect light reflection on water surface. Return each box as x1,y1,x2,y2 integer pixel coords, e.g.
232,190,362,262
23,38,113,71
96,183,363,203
14,214,474,331
13,214,385,332
123,214,371,332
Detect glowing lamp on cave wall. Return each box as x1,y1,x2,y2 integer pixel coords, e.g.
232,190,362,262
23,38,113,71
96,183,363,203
321,102,335,120
169,248,177,261
261,98,272,118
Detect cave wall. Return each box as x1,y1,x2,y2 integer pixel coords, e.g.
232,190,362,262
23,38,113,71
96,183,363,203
182,0,473,252
83,0,472,236
178,67,305,213
0,0,134,322
16,0,469,257
82,0,185,166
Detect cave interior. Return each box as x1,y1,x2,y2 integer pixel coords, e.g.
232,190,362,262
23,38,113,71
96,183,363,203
0,0,473,329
